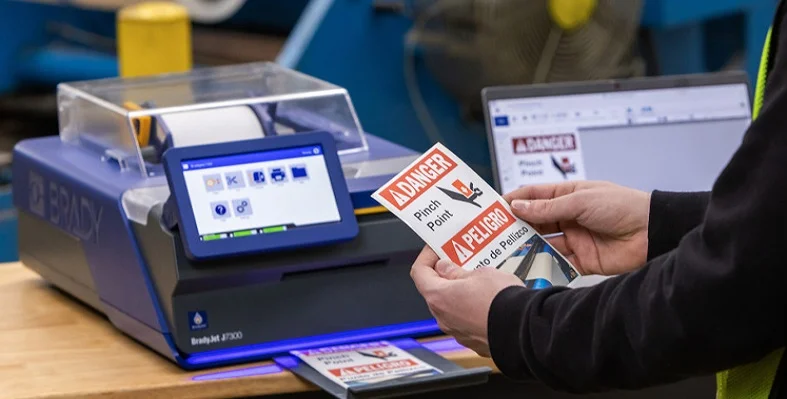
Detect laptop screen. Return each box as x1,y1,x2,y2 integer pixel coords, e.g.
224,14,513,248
487,82,751,195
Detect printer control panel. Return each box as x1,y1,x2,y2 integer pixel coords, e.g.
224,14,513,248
181,144,341,242
163,132,358,261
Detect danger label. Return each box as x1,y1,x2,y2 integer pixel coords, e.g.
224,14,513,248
376,147,457,210
292,341,441,389
513,134,576,154
372,142,551,274
298,342,387,356
441,201,515,265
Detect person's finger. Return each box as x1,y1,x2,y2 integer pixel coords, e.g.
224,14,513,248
565,254,586,275
543,235,583,273
510,194,583,225
504,183,584,234
502,181,585,203
503,183,561,203
412,245,439,270
412,247,439,268
410,247,444,293
435,259,470,280
528,221,561,236
545,234,571,256
410,261,443,294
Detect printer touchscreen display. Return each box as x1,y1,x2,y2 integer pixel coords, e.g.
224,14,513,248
180,145,342,242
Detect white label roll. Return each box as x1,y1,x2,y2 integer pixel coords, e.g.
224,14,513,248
158,105,265,148
176,0,246,24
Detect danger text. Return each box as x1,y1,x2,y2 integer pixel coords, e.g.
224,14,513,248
377,148,457,211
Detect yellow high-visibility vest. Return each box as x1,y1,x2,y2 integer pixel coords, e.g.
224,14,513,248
715,26,785,399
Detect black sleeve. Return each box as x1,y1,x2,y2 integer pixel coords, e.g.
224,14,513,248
646,191,710,260
487,4,787,393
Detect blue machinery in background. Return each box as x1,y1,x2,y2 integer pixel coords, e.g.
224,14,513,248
0,0,778,262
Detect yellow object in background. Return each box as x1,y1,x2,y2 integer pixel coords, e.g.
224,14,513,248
353,206,389,216
123,101,152,147
117,2,192,78
548,0,597,30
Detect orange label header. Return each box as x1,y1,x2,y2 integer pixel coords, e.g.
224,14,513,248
441,201,515,265
329,359,418,376
377,148,457,211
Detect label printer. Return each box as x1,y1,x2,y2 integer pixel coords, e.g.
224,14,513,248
12,63,454,371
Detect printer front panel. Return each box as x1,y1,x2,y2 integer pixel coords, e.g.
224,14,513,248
158,214,434,362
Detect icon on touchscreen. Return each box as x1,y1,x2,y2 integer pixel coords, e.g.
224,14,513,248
248,170,266,186
291,164,308,180
233,198,253,216
270,167,287,183
203,174,224,192
211,201,230,219
225,171,246,189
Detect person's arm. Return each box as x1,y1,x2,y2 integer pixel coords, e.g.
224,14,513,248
647,190,710,260
487,3,787,392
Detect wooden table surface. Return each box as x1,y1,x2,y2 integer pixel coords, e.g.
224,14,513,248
0,262,496,399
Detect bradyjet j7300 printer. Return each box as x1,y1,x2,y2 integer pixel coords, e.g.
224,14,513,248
12,63,443,369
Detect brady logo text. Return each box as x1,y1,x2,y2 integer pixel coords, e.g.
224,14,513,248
29,170,103,244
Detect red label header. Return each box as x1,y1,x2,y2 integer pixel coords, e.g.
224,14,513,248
329,359,418,376
441,201,515,265
377,148,457,211
512,134,576,154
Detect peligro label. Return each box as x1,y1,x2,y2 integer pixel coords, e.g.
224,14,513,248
372,143,578,276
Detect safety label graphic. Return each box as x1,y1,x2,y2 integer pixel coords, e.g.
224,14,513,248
375,147,457,211
372,143,576,273
292,341,441,388
509,130,587,184
440,201,517,266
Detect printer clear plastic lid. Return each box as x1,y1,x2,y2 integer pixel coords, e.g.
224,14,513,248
57,62,368,178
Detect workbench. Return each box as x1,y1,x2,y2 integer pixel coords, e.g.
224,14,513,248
0,262,717,399
0,262,496,399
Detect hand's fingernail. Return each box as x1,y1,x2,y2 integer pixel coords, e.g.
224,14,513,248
435,259,454,275
511,200,531,211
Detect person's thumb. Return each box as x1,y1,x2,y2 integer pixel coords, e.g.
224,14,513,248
435,259,469,280
510,196,582,224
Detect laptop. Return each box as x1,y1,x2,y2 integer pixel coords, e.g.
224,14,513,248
481,72,751,195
